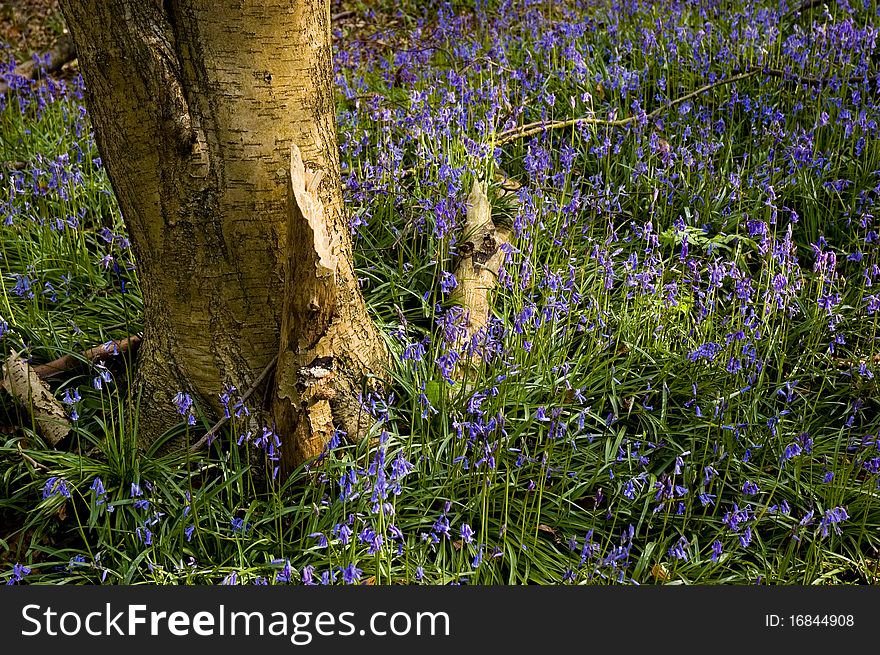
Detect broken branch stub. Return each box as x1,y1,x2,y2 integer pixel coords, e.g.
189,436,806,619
450,180,511,377
3,352,70,446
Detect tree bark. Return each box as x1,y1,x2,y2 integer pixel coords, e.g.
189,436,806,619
59,0,386,470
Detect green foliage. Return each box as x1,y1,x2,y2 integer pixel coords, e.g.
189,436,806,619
2,0,880,586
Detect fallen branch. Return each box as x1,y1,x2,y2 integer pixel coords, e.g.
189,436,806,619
832,353,880,370
785,0,827,19
190,354,279,453
31,334,141,380
0,34,77,94
0,334,142,396
496,67,875,145
3,352,70,446
496,69,759,144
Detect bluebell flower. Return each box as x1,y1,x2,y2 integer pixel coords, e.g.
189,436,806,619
342,562,362,585
173,392,197,425
668,536,689,561
42,477,71,499
274,559,292,583
698,492,716,507
471,545,484,569
781,442,802,463
6,563,31,585
136,526,152,546
819,507,849,537
231,517,250,533
90,477,106,505
300,565,317,586
334,523,353,545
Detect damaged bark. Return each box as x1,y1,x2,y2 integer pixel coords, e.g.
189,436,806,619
450,180,511,378
273,143,386,471
60,0,387,472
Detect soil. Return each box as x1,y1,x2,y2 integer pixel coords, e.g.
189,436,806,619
1,0,65,62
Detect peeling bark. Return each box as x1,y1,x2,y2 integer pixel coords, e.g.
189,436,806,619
273,144,386,471
60,0,387,469
450,181,511,378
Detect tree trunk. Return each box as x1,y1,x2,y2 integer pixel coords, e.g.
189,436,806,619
59,0,386,471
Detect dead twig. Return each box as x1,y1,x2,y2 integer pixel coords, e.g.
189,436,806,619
0,335,142,397
496,67,875,146
17,443,50,471
832,352,880,369
496,69,760,145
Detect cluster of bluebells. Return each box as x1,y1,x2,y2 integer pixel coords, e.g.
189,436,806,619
5,0,880,584
1,52,131,321
338,0,879,477
564,525,641,583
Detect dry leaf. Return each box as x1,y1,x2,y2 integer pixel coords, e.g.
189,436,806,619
537,524,557,538
651,563,669,581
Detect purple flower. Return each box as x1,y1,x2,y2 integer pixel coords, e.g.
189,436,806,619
173,392,196,425
90,477,106,505
668,536,689,561
231,517,250,533
300,565,317,586
819,507,849,537
308,531,328,548
440,271,458,295
136,525,152,546
6,563,31,585
710,540,723,563
275,559,292,583
781,442,802,463
342,562,362,585
42,477,70,499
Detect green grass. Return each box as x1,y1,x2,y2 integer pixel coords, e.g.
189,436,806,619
2,0,880,585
